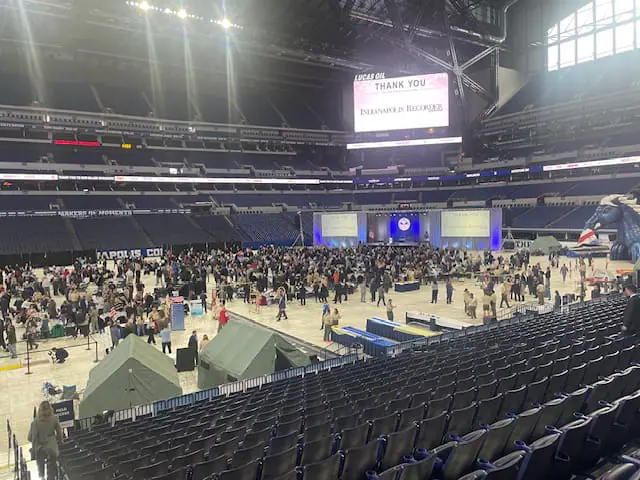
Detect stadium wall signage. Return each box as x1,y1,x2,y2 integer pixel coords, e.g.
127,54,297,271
97,248,164,259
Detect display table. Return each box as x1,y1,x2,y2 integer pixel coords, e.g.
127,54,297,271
331,326,395,356
405,311,473,331
394,281,421,293
366,317,437,342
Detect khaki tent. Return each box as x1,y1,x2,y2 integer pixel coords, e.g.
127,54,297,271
530,236,562,254
198,321,311,389
79,335,182,418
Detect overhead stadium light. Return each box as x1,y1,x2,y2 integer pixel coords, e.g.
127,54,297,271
125,1,242,28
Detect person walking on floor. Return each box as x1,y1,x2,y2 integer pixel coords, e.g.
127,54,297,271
323,308,341,342
445,280,453,304
468,293,477,319
386,299,395,321
147,319,157,344
218,302,229,332
500,280,511,308
276,290,288,321
188,330,198,366
28,401,62,480
377,283,386,307
431,280,439,304
320,301,330,330
370,278,377,303
560,264,568,283
6,320,17,358
360,281,367,303
160,324,172,354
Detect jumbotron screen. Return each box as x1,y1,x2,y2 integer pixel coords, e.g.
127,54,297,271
353,72,449,133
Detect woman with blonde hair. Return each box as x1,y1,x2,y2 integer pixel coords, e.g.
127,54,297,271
28,401,62,480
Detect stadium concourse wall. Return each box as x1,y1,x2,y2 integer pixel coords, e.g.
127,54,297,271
68,295,617,432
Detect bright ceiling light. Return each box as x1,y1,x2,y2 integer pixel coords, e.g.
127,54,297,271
139,1,150,11
177,8,187,19
220,17,231,29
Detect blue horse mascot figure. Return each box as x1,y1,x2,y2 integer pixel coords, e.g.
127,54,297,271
580,194,640,261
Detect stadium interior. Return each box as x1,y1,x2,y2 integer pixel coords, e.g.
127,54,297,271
1,0,640,479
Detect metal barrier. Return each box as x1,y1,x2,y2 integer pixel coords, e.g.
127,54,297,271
73,352,360,431
5,419,30,480
0,333,99,375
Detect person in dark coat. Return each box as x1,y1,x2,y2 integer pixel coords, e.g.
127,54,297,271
622,284,640,334
188,330,198,366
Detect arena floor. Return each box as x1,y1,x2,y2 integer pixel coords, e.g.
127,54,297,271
0,254,629,472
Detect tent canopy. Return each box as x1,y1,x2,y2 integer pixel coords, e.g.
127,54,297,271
79,335,182,418
198,321,311,389
530,236,562,254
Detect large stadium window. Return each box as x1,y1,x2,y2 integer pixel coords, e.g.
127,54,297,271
615,0,634,22
596,0,614,26
560,40,577,67
596,28,615,57
578,34,596,62
559,14,577,40
577,3,595,34
548,45,559,71
548,0,640,70
616,22,635,52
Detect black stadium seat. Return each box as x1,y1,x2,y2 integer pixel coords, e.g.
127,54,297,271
58,296,640,480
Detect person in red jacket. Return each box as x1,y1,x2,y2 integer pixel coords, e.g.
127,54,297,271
218,302,229,332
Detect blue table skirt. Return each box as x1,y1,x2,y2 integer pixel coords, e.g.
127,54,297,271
331,326,395,356
394,281,421,292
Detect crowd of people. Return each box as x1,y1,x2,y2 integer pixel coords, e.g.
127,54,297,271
0,244,615,362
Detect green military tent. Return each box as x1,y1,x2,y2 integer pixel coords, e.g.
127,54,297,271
79,335,182,418
198,321,311,389
530,236,562,255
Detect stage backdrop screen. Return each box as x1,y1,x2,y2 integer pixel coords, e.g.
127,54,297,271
353,73,449,133
314,212,367,247
321,213,358,237
441,210,491,237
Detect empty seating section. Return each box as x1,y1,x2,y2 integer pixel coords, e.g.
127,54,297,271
135,215,213,246
214,194,273,208
97,84,150,117
192,216,243,243
354,192,393,205
508,182,576,198
450,186,513,202
511,206,575,229
422,190,453,203
548,206,596,230
0,195,58,210
49,82,99,112
123,196,176,209
393,191,420,202
58,296,640,480
232,214,299,244
61,196,121,210
0,217,73,253
71,218,152,251
496,55,640,116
